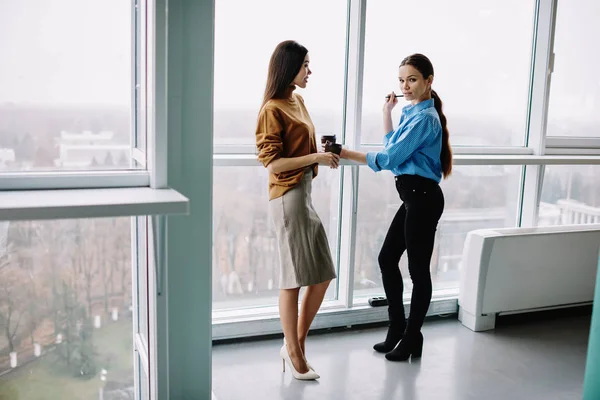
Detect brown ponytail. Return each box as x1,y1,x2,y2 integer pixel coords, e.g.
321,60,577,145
431,90,452,178
400,54,453,178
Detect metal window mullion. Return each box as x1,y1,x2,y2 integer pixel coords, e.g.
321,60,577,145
148,0,168,189
520,0,558,228
132,0,149,169
131,0,140,165
336,0,367,309
131,217,141,400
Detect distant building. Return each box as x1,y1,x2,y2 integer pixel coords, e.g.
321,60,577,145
54,130,130,168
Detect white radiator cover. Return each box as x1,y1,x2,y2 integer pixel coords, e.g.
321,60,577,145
458,224,600,331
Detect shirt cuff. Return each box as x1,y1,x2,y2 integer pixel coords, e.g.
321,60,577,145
366,152,381,172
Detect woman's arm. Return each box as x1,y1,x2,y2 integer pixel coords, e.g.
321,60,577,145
339,148,367,165
266,154,316,174
383,110,393,135
267,153,340,174
383,91,397,134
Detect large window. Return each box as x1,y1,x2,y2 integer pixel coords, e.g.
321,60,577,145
0,0,136,172
213,0,348,148
354,165,522,302
212,167,340,310
0,218,133,399
0,0,188,397
209,0,600,343
539,165,600,225
546,0,600,138
360,0,536,146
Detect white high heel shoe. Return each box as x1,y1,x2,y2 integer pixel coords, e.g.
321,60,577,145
283,338,314,371
280,345,320,380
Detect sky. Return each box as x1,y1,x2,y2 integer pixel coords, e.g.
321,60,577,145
0,0,599,127
0,0,131,106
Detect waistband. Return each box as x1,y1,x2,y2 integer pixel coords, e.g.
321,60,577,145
395,174,439,189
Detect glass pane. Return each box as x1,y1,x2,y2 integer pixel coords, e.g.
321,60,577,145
213,0,347,147
212,166,340,310
360,0,536,146
538,165,600,225
353,166,522,302
0,0,138,172
0,218,134,398
546,0,600,137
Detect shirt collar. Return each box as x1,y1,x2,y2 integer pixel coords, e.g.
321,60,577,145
402,98,435,118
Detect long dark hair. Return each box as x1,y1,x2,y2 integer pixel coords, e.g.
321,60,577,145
262,40,308,107
400,53,452,178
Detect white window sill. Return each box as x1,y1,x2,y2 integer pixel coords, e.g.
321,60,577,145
0,187,189,221
212,290,459,340
213,153,600,167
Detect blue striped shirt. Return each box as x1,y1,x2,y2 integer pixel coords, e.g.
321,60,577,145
366,98,443,183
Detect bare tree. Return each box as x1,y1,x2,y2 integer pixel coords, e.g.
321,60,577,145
0,253,27,353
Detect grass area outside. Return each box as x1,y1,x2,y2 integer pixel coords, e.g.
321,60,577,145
0,318,133,400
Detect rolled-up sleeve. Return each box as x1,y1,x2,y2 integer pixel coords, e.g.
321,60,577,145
255,108,284,168
366,115,435,172
366,152,382,172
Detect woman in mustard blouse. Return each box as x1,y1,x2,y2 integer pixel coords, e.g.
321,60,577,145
255,40,339,381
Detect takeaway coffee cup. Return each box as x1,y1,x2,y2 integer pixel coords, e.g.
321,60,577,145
320,134,337,145
324,142,342,155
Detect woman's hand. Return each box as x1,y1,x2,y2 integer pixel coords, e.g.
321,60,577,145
315,152,340,169
383,91,398,113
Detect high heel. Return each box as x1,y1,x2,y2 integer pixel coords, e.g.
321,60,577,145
385,332,423,362
280,345,320,380
373,321,406,353
283,337,314,371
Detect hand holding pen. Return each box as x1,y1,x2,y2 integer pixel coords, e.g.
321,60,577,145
383,91,402,112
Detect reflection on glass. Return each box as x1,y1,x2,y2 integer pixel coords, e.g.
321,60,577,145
360,0,535,146
547,0,600,137
0,0,135,172
213,0,347,146
539,165,600,225
354,166,522,301
0,218,133,398
212,166,340,310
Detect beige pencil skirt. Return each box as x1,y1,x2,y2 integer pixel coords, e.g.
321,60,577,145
269,169,337,289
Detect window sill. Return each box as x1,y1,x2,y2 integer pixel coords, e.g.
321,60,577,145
213,153,600,167
0,187,189,221
212,290,459,340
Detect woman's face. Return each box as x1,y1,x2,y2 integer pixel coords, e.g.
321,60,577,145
292,54,311,88
398,64,433,104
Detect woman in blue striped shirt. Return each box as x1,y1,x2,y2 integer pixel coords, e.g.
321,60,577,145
337,53,452,361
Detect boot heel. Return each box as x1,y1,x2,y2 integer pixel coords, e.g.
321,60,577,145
282,358,286,372
385,332,423,362
411,344,423,358
411,333,423,358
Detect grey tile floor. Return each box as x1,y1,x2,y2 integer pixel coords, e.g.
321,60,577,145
213,315,590,400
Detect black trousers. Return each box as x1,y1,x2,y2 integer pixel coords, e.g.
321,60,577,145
378,174,444,334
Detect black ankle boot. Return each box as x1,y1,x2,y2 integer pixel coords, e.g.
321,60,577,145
373,321,406,353
384,331,423,361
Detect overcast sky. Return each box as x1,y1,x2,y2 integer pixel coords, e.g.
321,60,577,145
1,0,598,126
